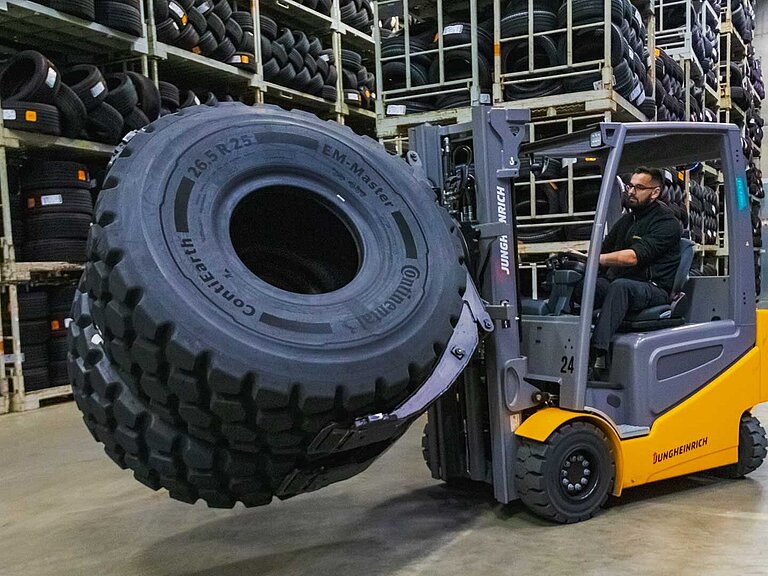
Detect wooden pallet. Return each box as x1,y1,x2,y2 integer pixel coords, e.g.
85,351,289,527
14,385,73,412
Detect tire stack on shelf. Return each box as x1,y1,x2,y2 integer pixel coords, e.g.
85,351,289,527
61,64,158,143
260,19,339,101
380,29,436,114
16,160,94,264
688,180,718,246
505,1,650,109
94,0,143,35
157,80,234,114
656,0,719,90
660,168,689,230
37,0,95,20
47,285,76,388
37,0,144,36
341,49,375,110
0,50,161,143
380,0,651,116
154,0,255,71
730,0,755,43
655,49,686,121
340,0,374,33
12,290,51,393
0,51,64,137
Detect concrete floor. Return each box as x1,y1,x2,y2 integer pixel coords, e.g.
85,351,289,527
2,404,768,576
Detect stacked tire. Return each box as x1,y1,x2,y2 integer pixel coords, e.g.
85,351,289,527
0,51,64,136
16,160,94,263
38,0,96,20
516,159,568,243
655,49,686,121
156,81,231,115
154,0,255,71
340,0,374,33
296,0,331,15
13,290,51,392
37,0,144,36
660,169,689,229
730,0,755,43
656,0,719,91
94,0,143,35
7,286,77,392
341,49,375,110
0,51,160,143
48,285,76,388
261,21,340,102
381,31,436,114
381,1,650,115
688,181,718,246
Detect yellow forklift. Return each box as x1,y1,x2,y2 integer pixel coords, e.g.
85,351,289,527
412,107,768,522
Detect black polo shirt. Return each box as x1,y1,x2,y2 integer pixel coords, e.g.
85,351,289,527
601,201,682,293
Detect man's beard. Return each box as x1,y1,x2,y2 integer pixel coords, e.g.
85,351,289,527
624,194,654,210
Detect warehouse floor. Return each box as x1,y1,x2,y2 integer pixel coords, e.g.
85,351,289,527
2,403,768,576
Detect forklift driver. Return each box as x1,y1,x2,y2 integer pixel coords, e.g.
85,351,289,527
573,167,682,380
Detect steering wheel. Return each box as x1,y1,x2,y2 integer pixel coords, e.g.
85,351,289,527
546,251,588,275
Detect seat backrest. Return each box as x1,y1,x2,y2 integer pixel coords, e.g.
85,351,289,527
672,238,696,294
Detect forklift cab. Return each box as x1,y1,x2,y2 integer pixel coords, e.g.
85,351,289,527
516,122,755,427
410,107,766,522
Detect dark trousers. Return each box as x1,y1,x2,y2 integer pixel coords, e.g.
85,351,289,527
574,276,670,352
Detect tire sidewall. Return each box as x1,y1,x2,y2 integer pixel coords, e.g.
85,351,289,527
102,106,463,377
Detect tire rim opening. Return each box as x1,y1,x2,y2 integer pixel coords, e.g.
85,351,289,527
230,186,361,295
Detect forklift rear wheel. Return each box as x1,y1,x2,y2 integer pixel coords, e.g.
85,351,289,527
715,414,768,479
515,421,615,523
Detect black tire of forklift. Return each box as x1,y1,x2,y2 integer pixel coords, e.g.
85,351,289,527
713,414,768,479
80,103,467,470
515,421,615,523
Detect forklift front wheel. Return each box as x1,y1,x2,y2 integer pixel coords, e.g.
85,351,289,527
515,421,615,523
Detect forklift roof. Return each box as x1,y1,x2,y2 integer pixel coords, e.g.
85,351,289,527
520,122,737,171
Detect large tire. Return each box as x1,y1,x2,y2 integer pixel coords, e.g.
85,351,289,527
70,289,277,506
516,421,615,523
74,103,467,506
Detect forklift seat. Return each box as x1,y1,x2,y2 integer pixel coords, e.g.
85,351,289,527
618,238,696,332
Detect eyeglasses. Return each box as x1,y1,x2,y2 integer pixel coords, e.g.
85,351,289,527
625,183,659,193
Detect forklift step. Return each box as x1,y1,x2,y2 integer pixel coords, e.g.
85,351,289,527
616,424,651,439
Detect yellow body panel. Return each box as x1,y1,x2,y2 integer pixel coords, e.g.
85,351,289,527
516,310,768,496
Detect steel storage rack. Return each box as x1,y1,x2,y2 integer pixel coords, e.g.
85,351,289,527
374,0,653,140
0,0,377,414
0,0,152,411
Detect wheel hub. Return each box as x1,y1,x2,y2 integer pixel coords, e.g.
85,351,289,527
559,449,598,500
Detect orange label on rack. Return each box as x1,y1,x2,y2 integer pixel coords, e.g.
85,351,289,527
655,48,660,57
51,320,60,331
678,171,685,181
77,170,87,181
25,110,37,122
27,198,35,209
494,42,501,57
181,14,187,25
242,55,250,63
